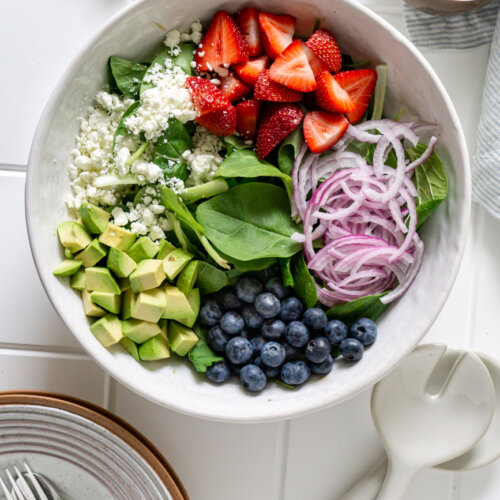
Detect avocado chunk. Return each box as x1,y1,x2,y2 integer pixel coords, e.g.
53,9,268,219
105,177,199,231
99,224,137,250
78,202,110,234
168,322,198,356
162,285,193,320
53,259,82,277
132,288,166,323
82,290,106,317
85,267,121,294
122,318,161,343
157,239,176,259
57,221,92,253
121,289,137,320
139,333,170,361
90,291,121,314
70,268,86,291
163,249,193,281
120,337,140,362
177,288,200,328
90,313,123,347
129,259,166,292
64,248,74,259
127,237,159,263
176,260,199,296
75,239,107,267
119,277,131,292
107,247,137,278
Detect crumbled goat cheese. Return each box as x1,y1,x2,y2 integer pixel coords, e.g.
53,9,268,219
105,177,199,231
165,177,186,194
164,29,181,48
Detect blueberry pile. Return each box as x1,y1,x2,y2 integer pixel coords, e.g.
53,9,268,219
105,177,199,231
199,275,378,392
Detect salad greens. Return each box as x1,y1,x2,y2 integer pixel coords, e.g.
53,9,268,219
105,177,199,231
108,57,147,98
326,293,389,324
278,127,303,176
290,253,318,309
112,101,140,153
188,325,223,373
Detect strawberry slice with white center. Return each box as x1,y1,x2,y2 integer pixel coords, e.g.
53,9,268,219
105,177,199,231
305,28,342,73
197,107,237,137
315,71,356,113
233,55,270,86
236,98,261,140
304,44,330,78
194,11,249,72
303,111,349,154
258,12,296,59
254,70,302,103
220,72,251,102
268,40,317,92
236,7,263,57
334,69,378,123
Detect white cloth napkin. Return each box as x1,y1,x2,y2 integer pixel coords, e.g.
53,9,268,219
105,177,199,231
404,1,500,219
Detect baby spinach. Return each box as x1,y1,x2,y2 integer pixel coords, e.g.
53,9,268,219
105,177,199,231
159,186,204,234
279,257,294,288
189,324,224,373
112,101,140,153
180,179,229,204
223,135,253,154
196,261,230,294
157,161,188,181
196,182,302,261
326,293,388,325
290,253,318,308
108,56,147,98
278,127,303,175
221,254,276,272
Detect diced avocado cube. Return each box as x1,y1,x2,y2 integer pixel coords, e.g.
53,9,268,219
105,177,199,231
168,322,199,356
162,285,193,320
157,239,176,260
122,318,161,343
107,247,137,278
177,288,200,328
132,288,166,323
90,291,121,314
163,249,193,281
127,237,159,263
139,333,170,361
129,259,166,292
99,224,137,250
85,267,121,294
119,277,131,292
90,313,123,347
64,248,74,259
121,289,137,320
57,221,92,253
176,260,199,296
82,290,106,317
120,337,140,362
75,239,107,267
78,202,110,234
70,268,86,291
53,259,82,277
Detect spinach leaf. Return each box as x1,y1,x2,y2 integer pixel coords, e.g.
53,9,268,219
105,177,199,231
189,324,223,373
290,253,318,308
408,144,448,229
171,43,196,75
180,179,229,204
196,261,230,294
159,186,204,234
154,118,193,160
196,182,302,261
113,101,140,153
225,269,244,285
221,253,276,272
278,127,303,175
223,135,253,154
326,293,388,325
279,257,294,288
155,159,188,181
108,56,147,98
107,58,120,94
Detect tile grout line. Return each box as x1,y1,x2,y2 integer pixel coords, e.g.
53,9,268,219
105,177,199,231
273,419,291,500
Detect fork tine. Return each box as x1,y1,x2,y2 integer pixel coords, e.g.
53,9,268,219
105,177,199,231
0,475,15,500
14,467,36,500
5,470,24,500
23,463,48,500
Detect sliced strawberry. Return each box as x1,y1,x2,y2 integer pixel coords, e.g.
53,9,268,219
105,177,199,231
303,111,349,154
256,103,304,159
236,7,263,57
236,98,261,140
186,76,231,116
220,72,251,102
254,70,302,103
197,106,237,137
334,69,378,123
268,40,317,92
258,12,295,59
194,11,249,72
304,45,329,78
233,55,270,86
315,71,356,113
302,92,321,111
305,28,342,73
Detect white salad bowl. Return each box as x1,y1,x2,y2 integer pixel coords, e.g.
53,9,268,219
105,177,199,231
26,0,470,422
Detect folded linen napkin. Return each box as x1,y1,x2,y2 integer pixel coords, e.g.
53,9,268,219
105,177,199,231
404,0,500,219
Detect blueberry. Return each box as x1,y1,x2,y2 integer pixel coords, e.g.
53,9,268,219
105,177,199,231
250,335,266,356
236,277,263,304
240,364,267,392
220,311,245,335
324,320,348,346
242,305,264,329
350,318,377,346
228,361,243,376
239,327,253,340
255,293,281,318
303,308,328,330
199,300,222,326
261,341,286,368
262,364,281,378
310,355,334,375
285,321,310,348
207,325,229,353
265,277,291,299
205,361,231,383
281,361,311,386
222,291,243,310
225,336,254,365
305,336,331,363
340,338,364,361
282,341,302,361
261,319,287,340
280,297,304,322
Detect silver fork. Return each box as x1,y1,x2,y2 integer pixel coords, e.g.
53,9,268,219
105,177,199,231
0,463,48,500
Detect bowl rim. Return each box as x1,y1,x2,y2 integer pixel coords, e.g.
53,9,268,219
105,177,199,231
25,0,471,423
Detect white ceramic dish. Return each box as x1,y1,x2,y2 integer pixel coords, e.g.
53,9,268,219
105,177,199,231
25,0,470,423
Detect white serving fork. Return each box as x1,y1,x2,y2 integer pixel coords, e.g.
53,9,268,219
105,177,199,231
0,463,49,500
